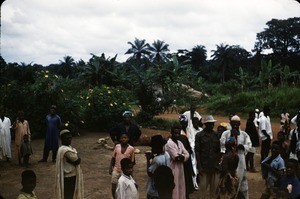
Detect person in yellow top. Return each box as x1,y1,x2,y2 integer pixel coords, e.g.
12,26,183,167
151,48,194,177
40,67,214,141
17,170,38,199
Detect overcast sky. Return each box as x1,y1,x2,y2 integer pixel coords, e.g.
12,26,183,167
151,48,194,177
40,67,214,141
1,0,300,66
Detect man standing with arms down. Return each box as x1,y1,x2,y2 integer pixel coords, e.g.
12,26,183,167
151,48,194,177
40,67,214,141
259,106,273,163
39,105,62,163
195,115,221,199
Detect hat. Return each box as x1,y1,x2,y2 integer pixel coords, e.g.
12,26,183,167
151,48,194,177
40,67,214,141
220,122,228,128
179,115,188,122
122,111,132,117
203,115,217,123
255,108,259,112
231,115,240,122
150,135,167,147
60,129,71,136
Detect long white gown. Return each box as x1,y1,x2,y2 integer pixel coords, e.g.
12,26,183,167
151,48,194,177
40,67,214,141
0,117,12,159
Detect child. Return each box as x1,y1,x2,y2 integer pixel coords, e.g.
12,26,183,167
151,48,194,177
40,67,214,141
109,133,135,199
17,170,38,199
20,134,33,168
146,135,170,199
261,141,286,199
153,165,175,199
279,158,300,199
115,158,139,199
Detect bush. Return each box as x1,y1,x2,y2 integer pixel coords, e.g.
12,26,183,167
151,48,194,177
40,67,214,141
80,85,133,131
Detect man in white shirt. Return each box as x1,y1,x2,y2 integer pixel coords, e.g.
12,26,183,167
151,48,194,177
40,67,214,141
258,106,273,163
183,104,202,130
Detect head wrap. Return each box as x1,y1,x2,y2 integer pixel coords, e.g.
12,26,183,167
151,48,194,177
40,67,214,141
122,111,132,117
179,115,188,122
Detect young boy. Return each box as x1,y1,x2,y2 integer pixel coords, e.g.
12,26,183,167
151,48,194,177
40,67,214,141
279,158,300,199
115,158,139,199
109,133,135,199
261,141,286,199
20,134,33,168
17,170,38,199
146,135,170,199
153,165,175,199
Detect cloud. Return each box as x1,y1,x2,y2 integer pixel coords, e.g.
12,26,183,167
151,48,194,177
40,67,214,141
1,0,300,65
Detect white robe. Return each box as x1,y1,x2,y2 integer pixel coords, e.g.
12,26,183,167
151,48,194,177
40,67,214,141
0,117,12,159
55,145,84,199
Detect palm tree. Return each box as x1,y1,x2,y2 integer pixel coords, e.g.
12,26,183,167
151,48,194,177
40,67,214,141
188,45,207,71
59,56,76,78
148,40,170,63
211,44,232,83
125,38,150,62
79,53,117,87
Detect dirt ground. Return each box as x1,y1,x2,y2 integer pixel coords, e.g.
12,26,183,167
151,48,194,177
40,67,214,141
0,113,285,199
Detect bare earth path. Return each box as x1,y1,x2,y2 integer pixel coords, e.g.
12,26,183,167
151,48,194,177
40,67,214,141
0,113,285,199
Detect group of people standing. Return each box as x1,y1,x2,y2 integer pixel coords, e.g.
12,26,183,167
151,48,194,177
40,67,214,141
0,105,83,199
0,109,31,167
3,103,300,199
142,105,300,199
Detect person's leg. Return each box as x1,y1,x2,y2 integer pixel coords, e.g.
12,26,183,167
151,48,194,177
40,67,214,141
210,172,220,199
245,153,250,170
39,147,49,162
23,155,29,168
199,173,208,199
64,176,76,199
111,171,121,199
52,149,58,162
111,183,117,199
249,152,254,170
261,139,271,163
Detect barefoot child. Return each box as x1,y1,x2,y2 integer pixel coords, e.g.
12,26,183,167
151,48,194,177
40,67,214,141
109,133,135,199
17,170,38,199
115,158,139,199
20,134,33,168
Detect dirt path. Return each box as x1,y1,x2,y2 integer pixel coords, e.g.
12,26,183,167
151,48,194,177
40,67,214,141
0,113,286,199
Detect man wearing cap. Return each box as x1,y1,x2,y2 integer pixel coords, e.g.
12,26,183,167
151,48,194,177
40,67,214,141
55,129,83,199
220,115,252,154
39,105,62,163
146,135,170,199
195,115,221,199
109,111,141,146
220,115,251,199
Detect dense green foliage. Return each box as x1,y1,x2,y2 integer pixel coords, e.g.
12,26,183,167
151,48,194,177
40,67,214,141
0,17,299,137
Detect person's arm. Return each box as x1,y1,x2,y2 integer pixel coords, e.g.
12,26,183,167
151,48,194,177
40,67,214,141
65,151,81,166
260,117,270,138
243,132,252,153
179,141,190,162
109,157,115,175
131,124,141,144
109,125,118,144
220,131,227,154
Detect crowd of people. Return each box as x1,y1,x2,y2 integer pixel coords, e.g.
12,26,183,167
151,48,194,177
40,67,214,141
1,104,300,199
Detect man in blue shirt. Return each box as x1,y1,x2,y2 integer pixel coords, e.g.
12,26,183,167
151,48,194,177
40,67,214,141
261,141,285,198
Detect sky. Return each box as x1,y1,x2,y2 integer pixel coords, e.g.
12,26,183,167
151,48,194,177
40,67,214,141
1,0,300,66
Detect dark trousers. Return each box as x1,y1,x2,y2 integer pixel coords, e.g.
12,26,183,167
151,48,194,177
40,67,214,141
246,152,254,169
23,154,30,167
42,147,57,161
147,194,159,199
261,139,271,163
64,176,76,199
